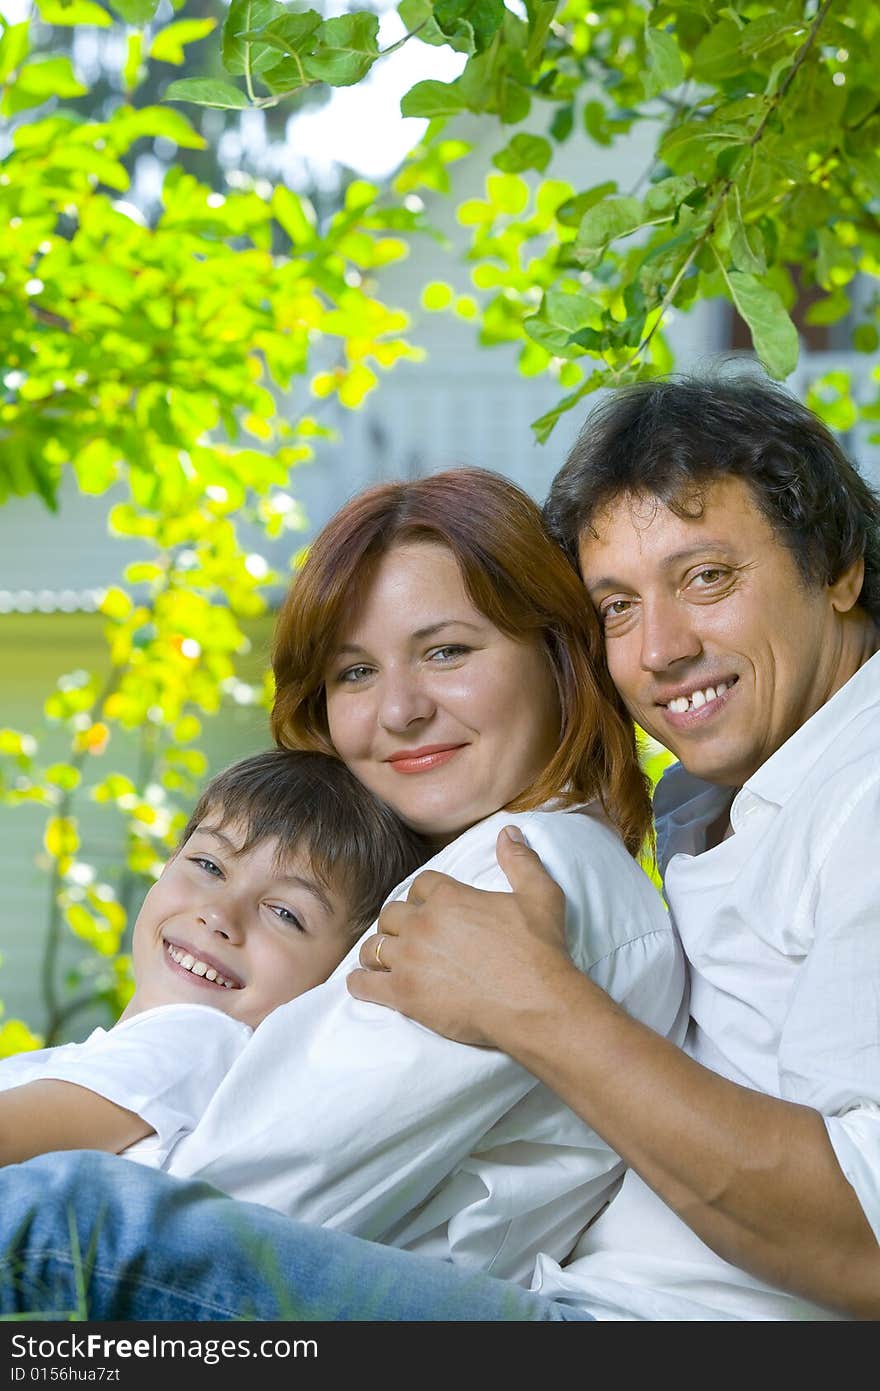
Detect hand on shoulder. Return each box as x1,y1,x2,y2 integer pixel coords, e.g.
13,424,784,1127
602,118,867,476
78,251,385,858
346,826,575,1046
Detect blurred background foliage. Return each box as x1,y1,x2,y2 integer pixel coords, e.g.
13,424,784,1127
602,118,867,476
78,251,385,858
2,0,878,1048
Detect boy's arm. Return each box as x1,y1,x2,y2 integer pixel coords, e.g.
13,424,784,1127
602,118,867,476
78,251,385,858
0,1080,153,1165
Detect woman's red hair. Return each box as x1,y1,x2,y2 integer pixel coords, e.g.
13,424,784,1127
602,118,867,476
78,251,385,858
271,468,652,857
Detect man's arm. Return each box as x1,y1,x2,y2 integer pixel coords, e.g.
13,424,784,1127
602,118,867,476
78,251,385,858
349,827,880,1319
0,1080,152,1164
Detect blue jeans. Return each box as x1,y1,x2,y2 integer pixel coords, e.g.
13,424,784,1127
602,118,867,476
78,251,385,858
0,1152,593,1322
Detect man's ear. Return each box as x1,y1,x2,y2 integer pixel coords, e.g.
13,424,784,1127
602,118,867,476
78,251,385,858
829,555,865,614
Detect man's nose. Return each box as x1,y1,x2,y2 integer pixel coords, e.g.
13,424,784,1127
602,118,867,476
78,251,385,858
377,669,436,731
639,595,702,672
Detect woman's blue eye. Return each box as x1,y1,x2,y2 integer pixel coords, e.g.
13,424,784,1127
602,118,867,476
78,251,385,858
339,664,373,683
429,645,469,661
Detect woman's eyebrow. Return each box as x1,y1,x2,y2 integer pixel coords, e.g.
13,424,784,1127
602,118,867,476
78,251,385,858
334,620,485,655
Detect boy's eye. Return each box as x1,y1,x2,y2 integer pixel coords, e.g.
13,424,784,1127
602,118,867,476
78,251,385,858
269,904,306,933
190,856,223,877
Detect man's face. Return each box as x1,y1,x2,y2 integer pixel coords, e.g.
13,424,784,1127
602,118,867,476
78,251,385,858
578,475,861,787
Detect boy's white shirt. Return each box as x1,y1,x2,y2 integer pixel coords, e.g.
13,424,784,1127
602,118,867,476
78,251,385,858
0,1004,252,1167
166,805,687,1285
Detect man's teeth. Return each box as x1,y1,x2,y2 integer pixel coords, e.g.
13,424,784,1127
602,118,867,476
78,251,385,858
166,943,237,988
668,681,729,714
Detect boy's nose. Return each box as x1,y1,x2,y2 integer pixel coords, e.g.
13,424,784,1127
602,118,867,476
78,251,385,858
197,904,244,944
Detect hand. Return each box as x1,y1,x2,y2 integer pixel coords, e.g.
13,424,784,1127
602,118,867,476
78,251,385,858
347,825,572,1047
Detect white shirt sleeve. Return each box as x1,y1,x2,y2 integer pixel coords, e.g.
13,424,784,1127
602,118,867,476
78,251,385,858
0,1005,252,1167
776,773,880,1243
167,806,687,1282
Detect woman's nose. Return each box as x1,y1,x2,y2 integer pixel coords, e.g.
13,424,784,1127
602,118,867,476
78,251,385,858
377,671,436,731
639,596,702,673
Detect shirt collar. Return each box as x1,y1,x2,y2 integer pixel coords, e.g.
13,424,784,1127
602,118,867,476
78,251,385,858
743,647,880,809
653,648,880,866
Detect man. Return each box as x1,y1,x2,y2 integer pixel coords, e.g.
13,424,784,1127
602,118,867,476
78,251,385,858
2,373,877,1322
351,372,880,1319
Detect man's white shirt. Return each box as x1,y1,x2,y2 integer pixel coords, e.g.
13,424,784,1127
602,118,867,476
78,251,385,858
532,649,880,1320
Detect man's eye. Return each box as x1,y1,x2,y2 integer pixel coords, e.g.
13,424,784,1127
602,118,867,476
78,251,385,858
600,599,632,625
696,568,724,584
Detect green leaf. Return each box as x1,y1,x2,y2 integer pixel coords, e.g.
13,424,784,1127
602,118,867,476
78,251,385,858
164,78,248,109
643,27,685,100
643,174,698,216
398,0,474,54
726,271,799,380
107,0,161,23
556,181,616,228
401,79,469,118
222,0,287,77
577,195,645,249
2,57,87,114
36,0,112,26
257,13,325,94
433,0,504,54
0,21,30,82
303,13,380,87
150,18,217,66
271,185,315,245
122,32,143,91
492,132,551,174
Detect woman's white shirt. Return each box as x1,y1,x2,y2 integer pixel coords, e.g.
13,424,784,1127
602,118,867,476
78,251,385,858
166,805,687,1284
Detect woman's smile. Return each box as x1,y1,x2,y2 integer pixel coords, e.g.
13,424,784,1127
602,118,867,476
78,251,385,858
385,743,469,774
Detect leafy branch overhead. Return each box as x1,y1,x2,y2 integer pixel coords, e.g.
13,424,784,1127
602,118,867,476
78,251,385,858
168,0,880,437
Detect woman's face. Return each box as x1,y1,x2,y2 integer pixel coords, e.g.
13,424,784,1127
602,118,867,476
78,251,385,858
324,542,561,846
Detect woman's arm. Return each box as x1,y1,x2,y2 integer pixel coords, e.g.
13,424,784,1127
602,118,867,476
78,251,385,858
352,828,880,1319
0,1080,152,1164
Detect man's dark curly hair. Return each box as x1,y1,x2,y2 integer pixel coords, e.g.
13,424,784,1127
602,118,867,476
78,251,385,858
543,371,880,623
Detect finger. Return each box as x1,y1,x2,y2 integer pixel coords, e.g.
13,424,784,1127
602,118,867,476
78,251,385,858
495,826,565,913
347,966,397,1008
358,930,395,971
404,869,461,905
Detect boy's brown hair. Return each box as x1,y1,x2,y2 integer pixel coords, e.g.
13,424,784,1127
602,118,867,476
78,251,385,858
181,748,429,935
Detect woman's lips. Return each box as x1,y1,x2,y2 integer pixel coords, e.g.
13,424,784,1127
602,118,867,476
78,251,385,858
386,744,466,774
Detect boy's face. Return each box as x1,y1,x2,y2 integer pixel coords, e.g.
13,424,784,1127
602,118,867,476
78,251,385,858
127,820,354,1028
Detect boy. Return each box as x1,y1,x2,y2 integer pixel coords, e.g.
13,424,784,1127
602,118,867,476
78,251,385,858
0,748,427,1170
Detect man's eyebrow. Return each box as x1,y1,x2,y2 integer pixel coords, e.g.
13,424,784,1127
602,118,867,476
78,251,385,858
334,619,484,656
584,541,739,596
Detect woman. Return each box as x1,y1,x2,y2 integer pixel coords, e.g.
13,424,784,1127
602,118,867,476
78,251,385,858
0,469,685,1320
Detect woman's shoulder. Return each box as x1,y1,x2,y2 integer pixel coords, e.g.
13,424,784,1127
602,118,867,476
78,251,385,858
412,804,640,894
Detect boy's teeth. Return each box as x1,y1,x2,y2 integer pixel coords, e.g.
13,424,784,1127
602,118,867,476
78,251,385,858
668,681,728,714
166,943,235,988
